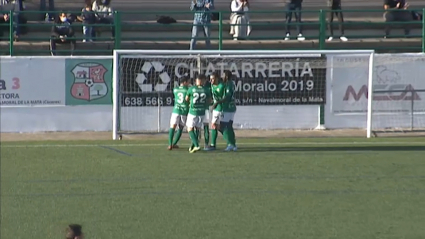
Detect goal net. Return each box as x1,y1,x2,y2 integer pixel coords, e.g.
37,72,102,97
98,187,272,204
327,53,425,138
112,50,375,140
367,54,425,137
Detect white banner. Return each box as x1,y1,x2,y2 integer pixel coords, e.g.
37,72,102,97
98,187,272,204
330,53,425,114
1,105,112,132
326,53,425,129
0,58,66,107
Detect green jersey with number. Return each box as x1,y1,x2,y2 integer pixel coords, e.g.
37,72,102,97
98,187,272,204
211,83,225,112
187,85,210,116
172,86,189,115
223,80,237,112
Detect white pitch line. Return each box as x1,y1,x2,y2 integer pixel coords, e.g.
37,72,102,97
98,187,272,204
0,141,424,148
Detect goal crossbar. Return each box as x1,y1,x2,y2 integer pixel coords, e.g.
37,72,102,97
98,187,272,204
113,50,375,56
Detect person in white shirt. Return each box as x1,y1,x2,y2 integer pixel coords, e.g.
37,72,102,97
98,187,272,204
229,0,251,40
92,0,115,39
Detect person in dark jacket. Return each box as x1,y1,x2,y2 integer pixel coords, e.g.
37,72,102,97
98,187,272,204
383,0,412,38
0,13,10,41
284,0,304,41
77,4,96,42
50,12,76,56
92,0,115,39
327,0,347,41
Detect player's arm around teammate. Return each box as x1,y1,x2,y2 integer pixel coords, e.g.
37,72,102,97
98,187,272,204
201,74,214,149
221,70,238,151
205,72,225,150
168,77,190,150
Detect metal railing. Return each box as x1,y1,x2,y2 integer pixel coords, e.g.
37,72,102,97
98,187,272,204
0,9,425,55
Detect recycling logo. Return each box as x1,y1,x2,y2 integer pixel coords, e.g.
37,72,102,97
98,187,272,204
135,61,171,92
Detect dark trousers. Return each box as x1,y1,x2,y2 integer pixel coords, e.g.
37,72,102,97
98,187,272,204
384,10,412,36
0,17,22,39
0,19,9,40
40,0,55,11
40,0,55,20
328,6,345,36
285,3,302,34
93,17,115,38
50,38,76,55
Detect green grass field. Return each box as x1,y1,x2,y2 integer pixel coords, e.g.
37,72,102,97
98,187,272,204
1,137,425,239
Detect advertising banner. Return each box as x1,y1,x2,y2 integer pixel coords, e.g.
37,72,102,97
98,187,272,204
325,53,425,129
329,54,425,115
0,58,65,107
119,56,327,107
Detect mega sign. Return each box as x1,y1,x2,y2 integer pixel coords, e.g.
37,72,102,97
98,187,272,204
330,55,425,114
343,84,421,101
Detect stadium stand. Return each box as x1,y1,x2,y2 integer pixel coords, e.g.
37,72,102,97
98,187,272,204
0,0,424,55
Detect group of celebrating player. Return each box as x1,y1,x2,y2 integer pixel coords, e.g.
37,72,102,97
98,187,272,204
168,70,238,153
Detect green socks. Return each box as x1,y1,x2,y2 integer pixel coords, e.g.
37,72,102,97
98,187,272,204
211,129,218,147
228,121,236,146
196,128,201,141
172,128,183,146
168,128,175,146
189,130,199,148
222,124,231,146
204,124,210,146
220,122,229,144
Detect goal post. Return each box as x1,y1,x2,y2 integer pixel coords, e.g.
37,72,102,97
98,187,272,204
112,49,375,140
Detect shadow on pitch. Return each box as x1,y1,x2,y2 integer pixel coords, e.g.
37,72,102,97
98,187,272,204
238,145,425,153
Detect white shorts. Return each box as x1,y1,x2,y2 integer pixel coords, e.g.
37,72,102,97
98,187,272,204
169,113,187,126
203,109,212,124
186,113,205,128
221,112,235,122
211,110,222,125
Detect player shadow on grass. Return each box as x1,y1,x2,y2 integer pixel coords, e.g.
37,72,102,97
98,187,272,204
238,145,425,153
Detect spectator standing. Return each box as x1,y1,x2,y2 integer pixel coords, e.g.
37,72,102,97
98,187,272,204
383,0,411,38
77,4,96,42
327,0,347,41
40,0,55,21
285,0,304,41
230,0,251,40
92,0,114,39
1,0,23,41
0,13,10,40
190,0,214,50
50,12,76,56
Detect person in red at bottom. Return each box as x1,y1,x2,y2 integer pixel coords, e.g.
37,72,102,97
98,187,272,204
66,224,84,239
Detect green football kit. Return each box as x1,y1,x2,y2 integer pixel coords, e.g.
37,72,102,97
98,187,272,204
186,85,211,150
187,85,210,116
222,80,237,115
168,85,189,148
172,86,189,115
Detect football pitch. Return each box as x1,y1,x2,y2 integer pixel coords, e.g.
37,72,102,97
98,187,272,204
1,136,425,239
